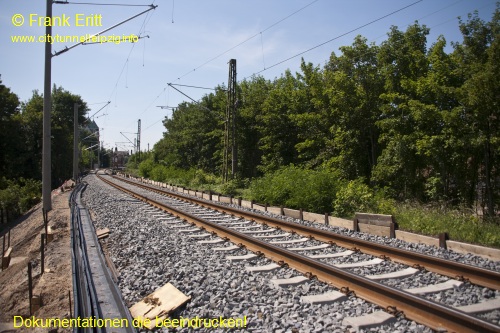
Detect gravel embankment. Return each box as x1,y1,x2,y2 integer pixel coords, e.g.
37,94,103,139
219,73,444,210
82,175,499,332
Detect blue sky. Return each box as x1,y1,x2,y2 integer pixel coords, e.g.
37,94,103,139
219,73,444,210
1,0,497,152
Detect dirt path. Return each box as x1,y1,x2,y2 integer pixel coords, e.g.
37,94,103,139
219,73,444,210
0,187,73,333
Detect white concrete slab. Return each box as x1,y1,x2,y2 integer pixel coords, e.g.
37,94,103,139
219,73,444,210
230,226,262,230
227,253,258,261
177,228,201,233
254,233,291,239
405,280,463,295
455,298,500,314
308,250,354,259
270,237,310,244
365,267,418,280
287,244,331,251
301,291,347,304
187,233,212,239
342,311,396,332
270,276,309,287
212,245,240,252
334,258,383,268
169,224,194,228
197,238,225,244
245,263,280,272
219,221,252,226
241,229,277,234
157,217,177,221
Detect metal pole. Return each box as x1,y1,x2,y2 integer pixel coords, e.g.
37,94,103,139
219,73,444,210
42,0,52,212
73,104,79,182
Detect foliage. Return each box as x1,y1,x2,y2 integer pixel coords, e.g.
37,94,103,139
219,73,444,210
248,165,340,213
0,177,42,221
149,5,500,220
0,79,91,220
394,203,500,248
332,179,395,218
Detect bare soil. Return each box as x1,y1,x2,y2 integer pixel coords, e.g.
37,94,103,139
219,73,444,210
0,184,74,333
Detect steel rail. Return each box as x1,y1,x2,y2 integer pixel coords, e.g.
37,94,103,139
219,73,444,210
111,175,500,291
97,174,500,333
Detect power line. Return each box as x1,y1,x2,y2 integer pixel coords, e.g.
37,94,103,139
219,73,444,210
54,2,152,6
247,0,423,78
169,83,222,91
173,0,322,82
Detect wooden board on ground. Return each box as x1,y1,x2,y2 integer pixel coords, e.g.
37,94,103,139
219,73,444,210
129,283,190,330
2,247,12,269
96,228,110,239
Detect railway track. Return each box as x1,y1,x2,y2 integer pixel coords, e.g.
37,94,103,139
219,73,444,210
88,172,500,332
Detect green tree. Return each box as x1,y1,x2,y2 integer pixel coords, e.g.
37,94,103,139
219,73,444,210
373,23,431,199
453,7,500,216
0,79,23,179
322,36,383,180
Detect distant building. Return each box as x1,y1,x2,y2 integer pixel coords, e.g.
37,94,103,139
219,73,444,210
83,119,99,140
113,148,129,169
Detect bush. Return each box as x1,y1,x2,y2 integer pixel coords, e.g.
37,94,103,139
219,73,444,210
333,179,395,218
248,165,340,213
0,177,41,222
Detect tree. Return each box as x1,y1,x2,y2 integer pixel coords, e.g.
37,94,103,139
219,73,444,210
0,79,22,179
322,36,383,180
373,23,431,199
453,6,500,216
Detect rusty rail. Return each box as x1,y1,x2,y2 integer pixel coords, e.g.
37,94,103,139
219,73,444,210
111,174,500,291
97,174,500,333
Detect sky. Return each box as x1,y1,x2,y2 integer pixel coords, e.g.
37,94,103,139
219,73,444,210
1,0,497,153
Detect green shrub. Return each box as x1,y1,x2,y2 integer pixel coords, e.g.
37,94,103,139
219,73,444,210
138,159,155,178
248,165,339,213
333,179,395,218
394,203,500,248
0,177,41,221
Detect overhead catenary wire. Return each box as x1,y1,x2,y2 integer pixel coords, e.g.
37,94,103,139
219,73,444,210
173,0,322,82
124,0,321,138
246,0,423,78
54,2,152,6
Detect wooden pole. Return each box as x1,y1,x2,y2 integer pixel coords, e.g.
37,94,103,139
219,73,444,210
41,234,45,275
28,262,33,315
68,290,72,319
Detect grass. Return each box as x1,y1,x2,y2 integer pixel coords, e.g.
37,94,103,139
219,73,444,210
394,203,500,248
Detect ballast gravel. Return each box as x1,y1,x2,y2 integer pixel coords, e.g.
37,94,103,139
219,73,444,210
81,174,498,332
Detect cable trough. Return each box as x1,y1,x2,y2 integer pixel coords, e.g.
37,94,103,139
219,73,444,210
96,173,500,333
70,183,135,333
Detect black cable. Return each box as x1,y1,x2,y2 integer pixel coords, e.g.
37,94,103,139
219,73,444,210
56,2,152,6
247,0,423,78
169,83,220,91
174,0,321,81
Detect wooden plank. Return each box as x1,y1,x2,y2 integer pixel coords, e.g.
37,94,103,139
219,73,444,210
2,247,12,269
355,213,394,227
283,208,301,219
129,283,190,330
359,224,392,238
354,213,396,238
96,228,110,239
